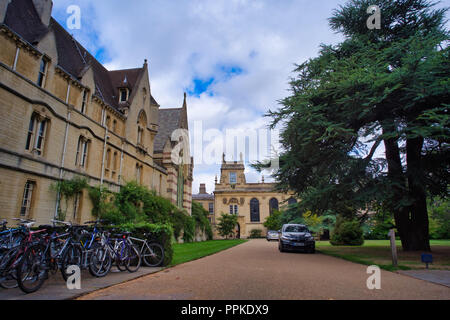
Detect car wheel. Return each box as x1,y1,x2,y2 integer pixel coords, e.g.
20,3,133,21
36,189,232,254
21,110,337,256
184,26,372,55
279,244,284,252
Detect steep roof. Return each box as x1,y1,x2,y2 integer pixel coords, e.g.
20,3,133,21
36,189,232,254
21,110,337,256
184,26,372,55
3,0,145,113
154,108,182,153
192,193,214,201
3,0,49,44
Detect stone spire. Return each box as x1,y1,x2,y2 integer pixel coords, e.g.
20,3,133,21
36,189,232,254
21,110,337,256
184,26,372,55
182,92,187,109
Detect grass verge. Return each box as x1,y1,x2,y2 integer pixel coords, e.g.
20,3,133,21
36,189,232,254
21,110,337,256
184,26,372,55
170,239,247,267
316,240,450,272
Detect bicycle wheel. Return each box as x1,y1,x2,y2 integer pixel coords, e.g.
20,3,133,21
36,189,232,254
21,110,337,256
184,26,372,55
88,244,112,277
17,245,47,294
112,241,127,272
125,245,141,273
60,244,82,282
142,243,164,267
0,248,19,289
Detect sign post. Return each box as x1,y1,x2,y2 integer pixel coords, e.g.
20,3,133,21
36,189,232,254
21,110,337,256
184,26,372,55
388,229,398,267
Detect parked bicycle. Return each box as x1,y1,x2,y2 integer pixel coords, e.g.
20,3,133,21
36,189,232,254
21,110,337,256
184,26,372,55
89,229,141,277
0,219,45,290
129,233,164,267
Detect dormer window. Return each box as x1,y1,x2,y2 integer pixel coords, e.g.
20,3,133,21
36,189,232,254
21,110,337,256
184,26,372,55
119,88,128,102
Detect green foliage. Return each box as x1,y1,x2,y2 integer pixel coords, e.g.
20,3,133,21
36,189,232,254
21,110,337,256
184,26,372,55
192,201,213,240
216,213,238,239
89,182,211,242
182,215,196,243
105,222,173,266
331,216,364,246
88,185,114,219
254,0,449,250
428,198,450,239
302,211,322,233
362,206,396,240
51,177,89,221
249,229,263,239
263,210,283,231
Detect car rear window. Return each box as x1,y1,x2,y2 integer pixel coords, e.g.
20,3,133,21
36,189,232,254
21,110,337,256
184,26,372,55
284,226,308,233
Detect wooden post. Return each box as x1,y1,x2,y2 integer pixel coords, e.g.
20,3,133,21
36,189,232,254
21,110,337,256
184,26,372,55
389,229,398,267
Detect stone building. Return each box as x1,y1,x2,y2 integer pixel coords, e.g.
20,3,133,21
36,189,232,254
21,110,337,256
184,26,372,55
195,154,297,239
0,0,193,225
192,183,215,224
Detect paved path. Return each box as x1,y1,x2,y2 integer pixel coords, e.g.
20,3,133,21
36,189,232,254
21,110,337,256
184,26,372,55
399,270,450,288
0,267,162,300
79,240,450,300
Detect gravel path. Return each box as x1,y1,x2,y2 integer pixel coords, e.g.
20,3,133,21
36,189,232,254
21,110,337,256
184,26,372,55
79,239,450,300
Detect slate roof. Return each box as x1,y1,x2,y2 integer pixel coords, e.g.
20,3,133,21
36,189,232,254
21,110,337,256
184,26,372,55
3,0,49,44
154,108,183,153
192,193,214,201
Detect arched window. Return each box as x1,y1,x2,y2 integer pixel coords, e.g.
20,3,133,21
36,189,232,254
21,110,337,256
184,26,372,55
250,198,260,222
269,198,279,215
137,111,147,146
288,197,297,205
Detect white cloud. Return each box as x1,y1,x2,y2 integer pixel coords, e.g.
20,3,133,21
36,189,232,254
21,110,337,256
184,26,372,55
52,0,347,193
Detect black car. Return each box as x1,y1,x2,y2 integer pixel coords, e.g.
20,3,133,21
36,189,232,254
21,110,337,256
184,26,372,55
279,224,315,253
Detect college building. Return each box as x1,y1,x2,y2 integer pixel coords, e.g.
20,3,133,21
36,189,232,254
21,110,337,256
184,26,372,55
194,154,297,239
0,0,193,225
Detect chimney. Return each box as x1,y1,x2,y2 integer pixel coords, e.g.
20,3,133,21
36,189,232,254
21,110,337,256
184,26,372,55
32,0,53,26
199,184,206,194
0,0,11,24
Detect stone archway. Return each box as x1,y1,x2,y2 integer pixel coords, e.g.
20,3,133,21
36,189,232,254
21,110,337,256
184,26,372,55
235,223,241,239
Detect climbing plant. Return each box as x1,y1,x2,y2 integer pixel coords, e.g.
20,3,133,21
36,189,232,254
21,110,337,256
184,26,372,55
51,177,88,221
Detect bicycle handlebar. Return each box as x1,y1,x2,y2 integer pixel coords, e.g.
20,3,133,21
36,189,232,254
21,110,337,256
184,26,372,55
51,219,72,227
12,218,36,223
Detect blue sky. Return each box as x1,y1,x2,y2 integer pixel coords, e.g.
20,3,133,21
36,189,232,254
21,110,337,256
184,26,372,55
51,0,450,194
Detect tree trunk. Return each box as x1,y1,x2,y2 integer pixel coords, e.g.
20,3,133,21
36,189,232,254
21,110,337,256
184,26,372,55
383,127,431,251
383,132,411,250
405,137,431,251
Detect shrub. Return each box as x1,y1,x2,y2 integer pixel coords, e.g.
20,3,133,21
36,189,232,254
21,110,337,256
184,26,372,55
249,229,263,239
330,216,364,246
217,213,238,239
51,177,89,221
192,201,213,240
264,210,282,231
429,199,450,239
183,215,196,243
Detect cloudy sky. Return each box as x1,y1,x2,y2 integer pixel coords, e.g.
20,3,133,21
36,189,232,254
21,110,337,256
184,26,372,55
51,0,448,195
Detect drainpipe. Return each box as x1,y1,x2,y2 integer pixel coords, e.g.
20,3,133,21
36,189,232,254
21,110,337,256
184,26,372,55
54,110,71,219
118,140,125,190
65,83,71,104
100,130,109,185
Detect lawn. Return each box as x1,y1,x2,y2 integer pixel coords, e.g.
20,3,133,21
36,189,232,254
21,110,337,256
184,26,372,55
170,239,247,267
316,240,450,271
